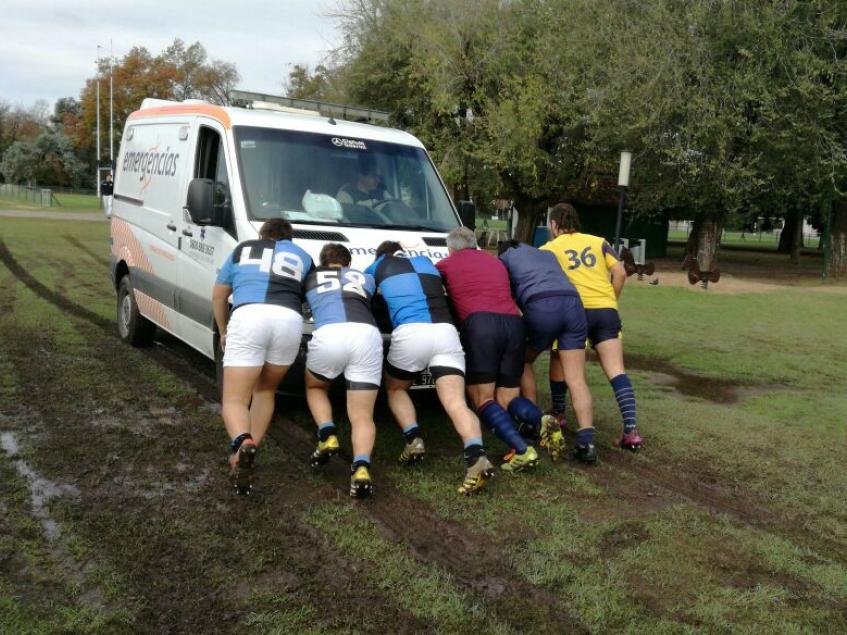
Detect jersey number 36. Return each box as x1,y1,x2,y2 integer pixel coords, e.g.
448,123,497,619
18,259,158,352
564,247,596,270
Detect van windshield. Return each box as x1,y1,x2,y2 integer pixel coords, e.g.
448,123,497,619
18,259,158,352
233,126,459,232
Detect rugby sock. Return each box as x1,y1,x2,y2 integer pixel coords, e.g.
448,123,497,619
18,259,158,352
353,454,371,469
401,422,421,441
478,401,528,454
507,397,543,434
463,437,485,466
550,380,568,413
576,426,595,447
318,422,337,441
610,374,637,434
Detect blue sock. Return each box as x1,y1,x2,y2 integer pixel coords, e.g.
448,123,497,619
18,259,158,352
610,374,637,434
479,401,528,454
318,422,336,441
353,454,371,468
550,380,567,413
507,396,543,433
401,422,421,441
576,427,595,447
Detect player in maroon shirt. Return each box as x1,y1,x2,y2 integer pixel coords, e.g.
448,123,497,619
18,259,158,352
437,228,557,471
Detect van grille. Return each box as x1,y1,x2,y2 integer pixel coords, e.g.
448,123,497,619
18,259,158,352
292,229,349,241
422,236,447,247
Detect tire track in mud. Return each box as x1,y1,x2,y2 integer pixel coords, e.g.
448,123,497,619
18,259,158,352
62,234,110,267
0,238,586,632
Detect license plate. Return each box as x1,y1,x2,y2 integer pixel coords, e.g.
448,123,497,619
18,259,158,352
411,368,435,390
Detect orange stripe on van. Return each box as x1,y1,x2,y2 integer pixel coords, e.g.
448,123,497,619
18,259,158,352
127,104,231,129
111,217,171,330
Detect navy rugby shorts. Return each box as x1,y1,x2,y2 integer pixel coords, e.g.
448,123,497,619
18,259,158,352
524,295,587,352
584,308,622,347
459,312,525,387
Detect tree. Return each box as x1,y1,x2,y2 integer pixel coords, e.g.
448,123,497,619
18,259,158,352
0,140,39,184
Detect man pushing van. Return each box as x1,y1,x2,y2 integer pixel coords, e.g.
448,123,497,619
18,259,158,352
212,218,313,495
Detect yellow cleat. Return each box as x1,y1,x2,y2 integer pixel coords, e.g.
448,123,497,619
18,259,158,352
350,465,374,498
540,415,566,461
398,437,426,464
501,446,539,473
310,435,340,467
458,456,495,495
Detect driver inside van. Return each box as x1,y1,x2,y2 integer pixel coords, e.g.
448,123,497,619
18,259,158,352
336,160,390,208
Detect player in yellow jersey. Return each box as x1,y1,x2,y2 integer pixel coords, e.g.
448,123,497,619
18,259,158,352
540,203,643,461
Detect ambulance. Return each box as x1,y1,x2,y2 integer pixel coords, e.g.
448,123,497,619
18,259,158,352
109,96,474,390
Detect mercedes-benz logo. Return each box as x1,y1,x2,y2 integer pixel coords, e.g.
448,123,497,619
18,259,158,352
331,137,343,146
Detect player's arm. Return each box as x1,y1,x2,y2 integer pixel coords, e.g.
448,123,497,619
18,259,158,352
610,261,626,299
212,283,232,349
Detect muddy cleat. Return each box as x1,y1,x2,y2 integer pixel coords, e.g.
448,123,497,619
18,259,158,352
349,465,374,499
501,446,539,473
549,409,568,431
619,430,644,451
540,414,566,461
566,442,598,465
231,440,258,495
310,435,340,467
398,437,426,465
458,456,495,495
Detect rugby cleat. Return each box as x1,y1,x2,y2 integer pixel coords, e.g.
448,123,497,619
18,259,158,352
619,430,644,451
566,442,598,465
540,414,566,461
310,435,340,467
458,456,495,495
349,465,374,499
231,439,258,495
501,446,539,473
549,409,568,431
398,437,426,465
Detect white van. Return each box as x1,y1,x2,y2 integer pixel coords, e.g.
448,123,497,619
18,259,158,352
110,97,475,389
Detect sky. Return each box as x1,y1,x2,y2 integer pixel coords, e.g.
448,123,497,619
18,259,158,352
0,0,342,108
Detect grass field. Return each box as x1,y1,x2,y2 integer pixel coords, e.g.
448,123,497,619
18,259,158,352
1,216,846,633
668,228,820,250
0,192,100,212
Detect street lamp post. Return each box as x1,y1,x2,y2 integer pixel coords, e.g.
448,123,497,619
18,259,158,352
95,45,102,198
613,150,632,252
109,40,114,171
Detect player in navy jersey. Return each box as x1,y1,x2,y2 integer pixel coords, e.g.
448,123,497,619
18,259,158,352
304,243,382,498
365,241,494,496
213,218,313,494
498,240,595,463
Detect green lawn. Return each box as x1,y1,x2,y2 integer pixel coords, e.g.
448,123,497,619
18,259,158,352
0,192,100,212
668,228,820,250
0,216,845,633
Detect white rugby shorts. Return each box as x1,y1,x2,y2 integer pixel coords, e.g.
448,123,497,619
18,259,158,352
307,322,383,387
223,304,303,367
387,322,465,378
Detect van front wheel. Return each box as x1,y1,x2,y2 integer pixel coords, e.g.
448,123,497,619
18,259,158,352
117,275,156,346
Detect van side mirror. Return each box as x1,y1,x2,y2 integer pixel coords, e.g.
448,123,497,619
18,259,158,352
186,178,228,226
458,200,476,230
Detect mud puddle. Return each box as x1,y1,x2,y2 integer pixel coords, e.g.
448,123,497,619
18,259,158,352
622,354,784,404
1,430,79,541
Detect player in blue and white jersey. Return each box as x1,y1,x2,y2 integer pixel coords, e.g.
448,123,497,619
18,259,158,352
365,241,494,496
304,243,382,498
212,218,313,494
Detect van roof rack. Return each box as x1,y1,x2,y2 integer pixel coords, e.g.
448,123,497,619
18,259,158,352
229,90,390,125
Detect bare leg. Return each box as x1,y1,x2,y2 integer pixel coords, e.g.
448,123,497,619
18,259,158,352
520,348,542,402
435,374,482,444
250,363,289,445
347,388,378,458
558,349,593,430
494,386,520,410
466,382,496,410
305,369,334,429
222,366,263,440
385,374,416,429
595,338,626,380
549,351,565,382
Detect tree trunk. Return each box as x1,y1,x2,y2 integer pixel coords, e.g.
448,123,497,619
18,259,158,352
826,198,847,278
695,211,723,272
511,192,545,244
778,210,798,253
789,211,803,265
684,218,700,266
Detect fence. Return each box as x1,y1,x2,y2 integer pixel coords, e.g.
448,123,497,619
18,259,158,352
0,184,55,207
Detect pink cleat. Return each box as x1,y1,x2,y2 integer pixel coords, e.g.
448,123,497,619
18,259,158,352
619,430,643,451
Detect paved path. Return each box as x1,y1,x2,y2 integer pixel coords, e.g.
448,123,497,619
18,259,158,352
0,209,106,222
